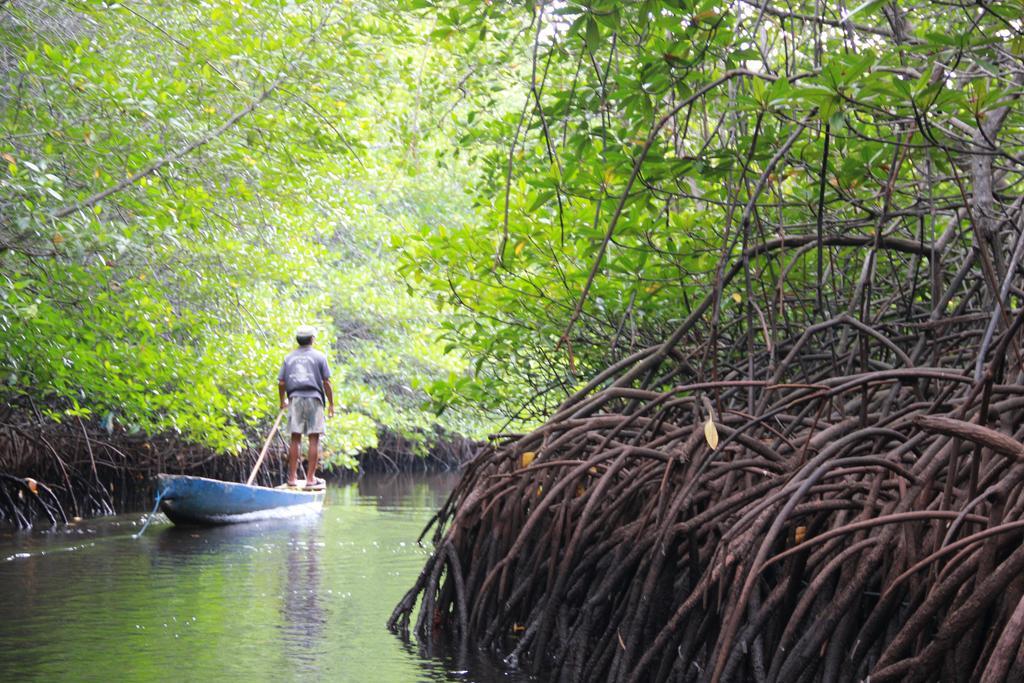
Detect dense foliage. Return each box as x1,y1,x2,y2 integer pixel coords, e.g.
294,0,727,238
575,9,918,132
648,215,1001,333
6,0,1024,458
0,0,494,463
404,0,1024,421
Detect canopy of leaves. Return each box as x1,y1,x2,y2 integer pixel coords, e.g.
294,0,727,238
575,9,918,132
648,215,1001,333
403,0,1024,425
7,0,1024,465
0,0,500,463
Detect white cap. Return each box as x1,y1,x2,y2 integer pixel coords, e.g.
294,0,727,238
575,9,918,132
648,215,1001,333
295,324,316,338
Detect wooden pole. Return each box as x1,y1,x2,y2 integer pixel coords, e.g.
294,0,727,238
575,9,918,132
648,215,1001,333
246,410,285,486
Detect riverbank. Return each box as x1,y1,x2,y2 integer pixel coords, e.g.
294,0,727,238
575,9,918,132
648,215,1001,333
0,409,476,529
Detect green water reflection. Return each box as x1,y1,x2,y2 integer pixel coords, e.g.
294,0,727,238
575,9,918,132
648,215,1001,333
0,474,528,682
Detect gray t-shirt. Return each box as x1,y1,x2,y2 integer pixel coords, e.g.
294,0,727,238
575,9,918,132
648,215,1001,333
278,347,331,403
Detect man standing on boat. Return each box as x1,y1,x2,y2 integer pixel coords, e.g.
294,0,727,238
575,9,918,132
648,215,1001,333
278,325,334,489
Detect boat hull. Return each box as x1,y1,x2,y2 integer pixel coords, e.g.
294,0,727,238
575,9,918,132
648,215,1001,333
156,474,324,525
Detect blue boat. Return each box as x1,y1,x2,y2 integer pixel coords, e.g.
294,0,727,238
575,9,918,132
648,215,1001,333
155,474,325,525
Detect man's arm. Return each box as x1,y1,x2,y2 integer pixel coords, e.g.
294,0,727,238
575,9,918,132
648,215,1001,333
323,379,334,417
278,359,289,410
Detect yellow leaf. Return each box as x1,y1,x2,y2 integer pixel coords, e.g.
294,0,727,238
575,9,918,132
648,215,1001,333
515,242,525,256
536,485,543,497
704,417,719,450
731,292,742,303
520,451,535,468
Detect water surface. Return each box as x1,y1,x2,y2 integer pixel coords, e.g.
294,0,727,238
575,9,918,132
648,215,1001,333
0,474,529,682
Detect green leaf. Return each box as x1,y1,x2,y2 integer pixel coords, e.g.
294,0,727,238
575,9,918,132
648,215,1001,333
841,0,886,22
585,16,601,52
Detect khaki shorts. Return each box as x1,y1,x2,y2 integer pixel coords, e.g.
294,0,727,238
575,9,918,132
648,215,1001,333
287,396,326,435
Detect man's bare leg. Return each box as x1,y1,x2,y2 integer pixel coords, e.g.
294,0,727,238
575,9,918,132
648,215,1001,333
306,433,320,485
287,433,302,485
